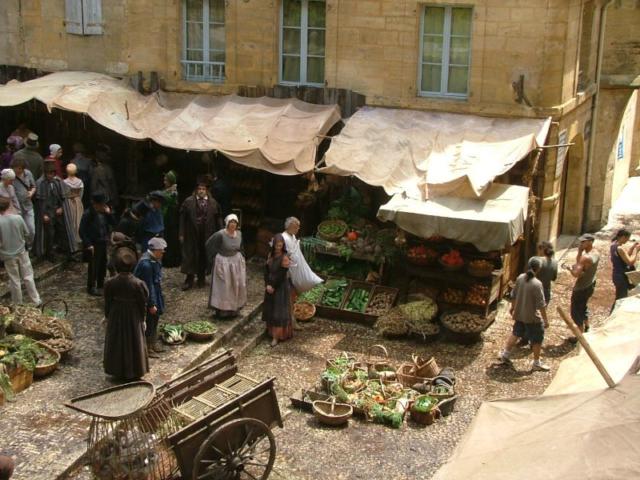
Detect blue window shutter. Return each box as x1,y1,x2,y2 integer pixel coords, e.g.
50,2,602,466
82,0,103,35
65,0,84,35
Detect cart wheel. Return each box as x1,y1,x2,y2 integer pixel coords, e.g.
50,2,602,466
193,417,276,480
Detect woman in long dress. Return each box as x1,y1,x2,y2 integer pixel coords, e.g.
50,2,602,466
62,163,84,253
206,214,247,318
262,234,293,347
103,248,149,380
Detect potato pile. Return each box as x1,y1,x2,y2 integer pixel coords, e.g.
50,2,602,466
365,291,395,316
442,288,465,304
466,284,489,306
375,300,440,339
441,311,493,333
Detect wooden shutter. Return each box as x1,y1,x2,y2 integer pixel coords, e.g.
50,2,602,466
82,0,103,35
64,0,84,35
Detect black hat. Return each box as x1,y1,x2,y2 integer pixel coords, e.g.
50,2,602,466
114,247,137,273
92,193,107,204
132,200,150,217
578,233,595,243
196,174,212,188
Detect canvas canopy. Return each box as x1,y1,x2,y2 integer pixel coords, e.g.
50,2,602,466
322,106,550,200
377,183,529,251
0,71,341,175
433,295,640,480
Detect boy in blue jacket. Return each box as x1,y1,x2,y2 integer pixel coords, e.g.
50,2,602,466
134,236,166,357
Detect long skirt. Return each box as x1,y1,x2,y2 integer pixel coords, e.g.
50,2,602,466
64,195,84,252
104,303,149,380
209,252,247,312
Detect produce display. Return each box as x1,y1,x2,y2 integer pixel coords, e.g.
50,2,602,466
466,284,489,306
374,307,409,337
159,324,186,344
441,288,465,304
293,302,316,321
0,334,45,379
317,220,348,241
400,300,440,339
468,259,494,271
344,288,370,313
183,321,217,335
321,279,349,308
309,255,371,280
365,291,396,316
41,337,73,355
36,347,57,367
441,311,494,333
296,284,326,305
440,250,464,269
407,245,439,265
3,304,73,340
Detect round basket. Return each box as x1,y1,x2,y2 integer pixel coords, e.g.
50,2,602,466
293,301,316,321
34,341,61,378
317,219,348,242
40,338,74,359
409,404,440,426
467,263,494,278
438,257,464,272
313,399,353,426
183,322,216,342
41,298,69,318
395,363,434,388
412,355,440,378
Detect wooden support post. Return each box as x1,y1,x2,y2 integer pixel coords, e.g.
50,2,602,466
557,307,616,388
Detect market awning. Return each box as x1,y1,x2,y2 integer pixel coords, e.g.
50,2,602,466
322,106,550,199
0,71,341,175
377,183,529,252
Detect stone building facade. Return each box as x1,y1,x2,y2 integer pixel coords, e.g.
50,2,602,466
0,0,638,239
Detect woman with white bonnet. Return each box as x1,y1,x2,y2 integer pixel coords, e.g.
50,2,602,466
282,217,323,294
0,169,21,215
205,213,247,318
63,163,84,252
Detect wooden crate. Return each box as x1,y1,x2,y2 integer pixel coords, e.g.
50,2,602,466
316,280,398,325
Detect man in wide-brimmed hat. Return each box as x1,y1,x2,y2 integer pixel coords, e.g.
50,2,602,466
179,177,223,290
13,133,43,180
80,193,116,296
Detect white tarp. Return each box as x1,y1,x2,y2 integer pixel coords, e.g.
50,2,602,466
377,183,529,252
0,71,342,175
322,106,550,199
433,295,640,480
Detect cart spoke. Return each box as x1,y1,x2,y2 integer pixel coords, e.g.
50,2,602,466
241,434,267,456
243,461,269,469
196,466,228,480
241,470,260,480
238,425,255,453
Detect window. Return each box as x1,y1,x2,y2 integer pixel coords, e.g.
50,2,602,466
419,6,472,98
577,0,595,92
65,0,103,36
182,0,226,83
280,0,326,86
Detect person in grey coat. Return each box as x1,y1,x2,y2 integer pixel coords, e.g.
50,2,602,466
13,133,43,180
9,157,36,244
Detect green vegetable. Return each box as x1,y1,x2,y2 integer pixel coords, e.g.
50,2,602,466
297,284,326,305
344,288,370,313
184,321,217,334
412,395,438,413
0,335,43,372
160,324,185,343
321,279,348,308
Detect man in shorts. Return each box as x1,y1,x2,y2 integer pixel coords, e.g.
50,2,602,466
499,257,550,371
564,233,600,342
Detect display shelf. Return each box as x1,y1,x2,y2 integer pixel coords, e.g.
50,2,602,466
404,263,501,287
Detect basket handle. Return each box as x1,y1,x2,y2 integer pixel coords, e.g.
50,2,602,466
41,298,68,317
368,344,388,361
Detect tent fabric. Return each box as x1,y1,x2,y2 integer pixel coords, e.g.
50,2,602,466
0,71,341,175
433,295,640,480
377,183,529,252
322,105,550,200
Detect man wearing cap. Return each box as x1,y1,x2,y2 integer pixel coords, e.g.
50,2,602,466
138,191,165,252
0,197,41,306
10,157,37,243
13,133,43,180
46,144,65,178
564,233,600,341
0,169,21,216
134,237,167,356
34,164,68,261
179,180,222,290
79,193,116,296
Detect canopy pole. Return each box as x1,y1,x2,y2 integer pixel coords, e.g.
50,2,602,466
557,307,616,388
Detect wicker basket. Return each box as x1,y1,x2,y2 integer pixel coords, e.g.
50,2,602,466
409,396,441,426
40,338,74,359
354,344,395,373
34,341,61,378
317,219,348,242
183,322,216,341
313,399,353,426
412,355,440,378
293,301,316,321
395,363,434,388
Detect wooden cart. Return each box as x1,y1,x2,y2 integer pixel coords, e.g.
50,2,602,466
67,349,282,480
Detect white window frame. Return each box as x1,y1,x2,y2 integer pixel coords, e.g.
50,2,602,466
418,5,472,99
181,0,226,83
279,0,325,87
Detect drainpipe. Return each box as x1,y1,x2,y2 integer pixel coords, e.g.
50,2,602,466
583,0,614,232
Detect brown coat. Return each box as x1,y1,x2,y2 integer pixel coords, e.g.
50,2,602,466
179,194,222,275
103,273,149,380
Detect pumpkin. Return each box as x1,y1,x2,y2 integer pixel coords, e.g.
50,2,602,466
347,231,358,241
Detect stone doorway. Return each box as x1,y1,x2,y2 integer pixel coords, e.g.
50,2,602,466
560,134,586,234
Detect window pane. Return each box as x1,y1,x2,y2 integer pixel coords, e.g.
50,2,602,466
451,8,472,36
307,57,325,84
449,36,470,65
210,51,225,63
423,7,444,35
186,49,203,62
308,1,326,28
186,0,203,21
209,26,225,55
448,66,469,94
283,28,301,54
282,56,301,82
308,29,325,56
283,0,302,27
209,0,225,23
187,23,204,49
422,36,443,63
421,65,441,92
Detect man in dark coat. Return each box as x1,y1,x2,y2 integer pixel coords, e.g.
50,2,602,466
34,164,68,260
79,193,116,296
103,248,149,380
179,180,222,290
91,144,119,209
134,237,166,356
13,133,43,180
137,192,165,252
